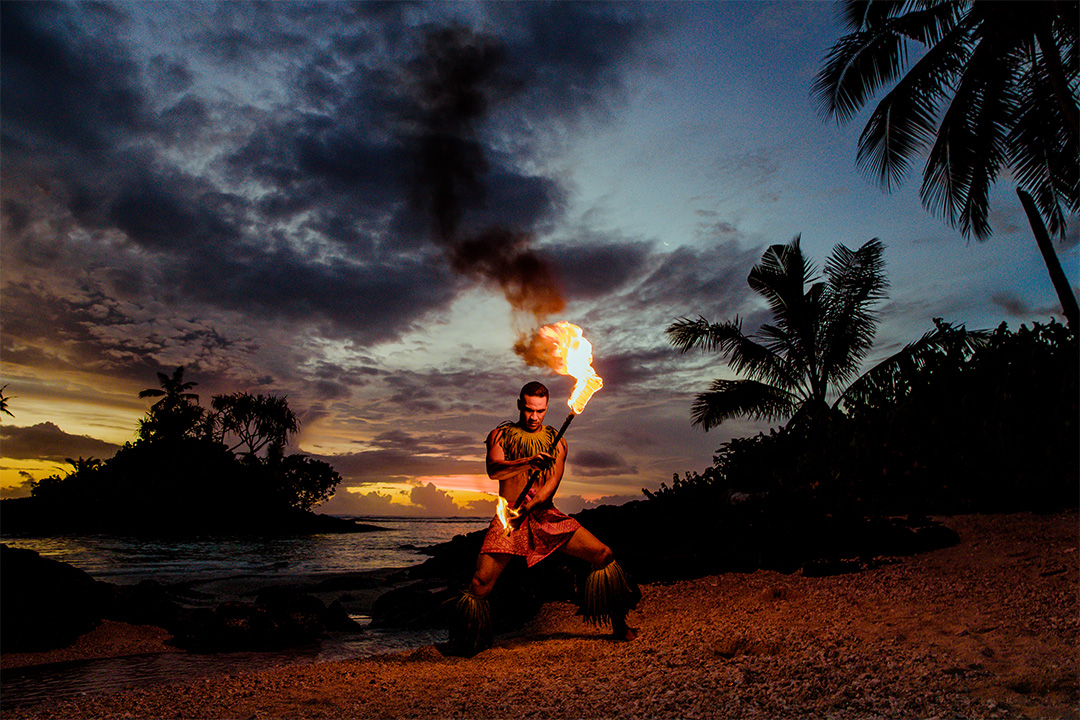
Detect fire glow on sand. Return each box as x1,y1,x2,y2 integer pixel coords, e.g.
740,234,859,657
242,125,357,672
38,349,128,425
496,322,603,533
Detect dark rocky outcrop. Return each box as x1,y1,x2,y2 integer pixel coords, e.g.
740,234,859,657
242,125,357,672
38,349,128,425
170,588,361,651
1,544,115,652
0,545,364,655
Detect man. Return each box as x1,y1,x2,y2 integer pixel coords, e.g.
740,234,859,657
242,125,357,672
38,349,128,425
449,381,637,656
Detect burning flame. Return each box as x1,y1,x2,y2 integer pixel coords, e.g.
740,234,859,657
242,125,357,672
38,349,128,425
536,322,604,414
495,496,519,533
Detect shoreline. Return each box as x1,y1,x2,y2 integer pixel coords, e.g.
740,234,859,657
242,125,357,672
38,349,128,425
2,510,1076,719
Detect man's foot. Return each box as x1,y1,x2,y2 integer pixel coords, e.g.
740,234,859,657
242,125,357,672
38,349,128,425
612,622,638,642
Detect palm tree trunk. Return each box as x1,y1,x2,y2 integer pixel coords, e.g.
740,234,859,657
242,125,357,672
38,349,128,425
1017,188,1079,331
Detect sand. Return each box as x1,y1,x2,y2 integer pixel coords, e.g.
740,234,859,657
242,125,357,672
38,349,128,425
3,511,1076,719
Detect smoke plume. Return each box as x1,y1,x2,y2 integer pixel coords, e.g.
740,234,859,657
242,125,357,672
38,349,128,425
406,26,566,326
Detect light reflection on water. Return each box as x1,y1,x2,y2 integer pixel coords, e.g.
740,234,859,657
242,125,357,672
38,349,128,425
1,516,488,584
0,517,486,709
1,622,449,709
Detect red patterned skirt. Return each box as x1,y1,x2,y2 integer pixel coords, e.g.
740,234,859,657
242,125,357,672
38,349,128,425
479,499,581,567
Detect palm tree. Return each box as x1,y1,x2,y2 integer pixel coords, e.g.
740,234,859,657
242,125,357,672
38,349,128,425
139,366,200,410
667,236,888,429
137,366,203,441
64,457,102,475
812,0,1079,329
0,385,13,418
669,237,988,431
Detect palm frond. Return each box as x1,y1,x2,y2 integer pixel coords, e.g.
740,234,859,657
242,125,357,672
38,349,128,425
836,319,989,410
820,239,889,387
814,1,965,123
665,316,744,353
954,42,1018,240
855,18,972,191
1007,44,1079,238
690,379,801,430
725,326,803,391
747,236,816,334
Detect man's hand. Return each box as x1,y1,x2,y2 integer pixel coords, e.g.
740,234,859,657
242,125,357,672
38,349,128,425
528,452,555,471
508,510,527,531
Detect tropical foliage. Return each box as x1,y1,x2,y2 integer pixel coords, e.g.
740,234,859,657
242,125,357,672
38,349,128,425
26,367,341,532
812,0,1079,325
668,236,980,431
651,319,1077,515
208,392,301,460
136,366,204,442
0,384,13,418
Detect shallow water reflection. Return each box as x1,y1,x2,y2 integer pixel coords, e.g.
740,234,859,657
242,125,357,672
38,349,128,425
2,625,447,709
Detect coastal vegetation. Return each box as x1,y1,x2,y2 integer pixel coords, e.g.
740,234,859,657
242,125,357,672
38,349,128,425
3,368,348,535
659,237,1077,521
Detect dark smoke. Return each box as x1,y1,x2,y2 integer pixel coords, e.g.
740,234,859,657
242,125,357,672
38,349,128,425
406,25,565,324
512,327,562,371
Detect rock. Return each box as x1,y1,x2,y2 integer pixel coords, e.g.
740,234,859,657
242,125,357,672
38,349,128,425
169,588,360,651
109,579,186,627
1,544,113,651
370,581,455,628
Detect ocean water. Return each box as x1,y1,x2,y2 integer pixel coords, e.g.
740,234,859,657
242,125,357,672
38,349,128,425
0,516,490,708
1,516,489,584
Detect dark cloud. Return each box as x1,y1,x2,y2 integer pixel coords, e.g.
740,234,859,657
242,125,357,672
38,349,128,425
0,2,664,501
147,54,194,94
158,95,210,145
314,446,481,486
546,238,653,300
494,2,658,128
990,291,1031,317
592,346,685,392
629,241,762,320
571,448,638,477
0,422,121,462
2,2,657,364
0,2,151,157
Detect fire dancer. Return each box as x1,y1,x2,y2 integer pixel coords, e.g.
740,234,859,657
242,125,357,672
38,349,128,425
449,381,638,656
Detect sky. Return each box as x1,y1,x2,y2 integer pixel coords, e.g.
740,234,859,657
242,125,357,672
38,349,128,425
2,1,1076,517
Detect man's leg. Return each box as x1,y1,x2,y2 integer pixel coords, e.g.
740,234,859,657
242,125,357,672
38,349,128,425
449,552,513,656
469,551,513,598
559,528,638,641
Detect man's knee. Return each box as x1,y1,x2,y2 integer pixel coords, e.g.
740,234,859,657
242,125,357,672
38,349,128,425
469,571,496,598
594,544,615,568
469,554,505,598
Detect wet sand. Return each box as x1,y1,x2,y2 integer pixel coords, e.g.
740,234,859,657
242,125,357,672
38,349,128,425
3,511,1076,719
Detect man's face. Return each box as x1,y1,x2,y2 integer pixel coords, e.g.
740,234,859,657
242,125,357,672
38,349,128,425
518,394,548,432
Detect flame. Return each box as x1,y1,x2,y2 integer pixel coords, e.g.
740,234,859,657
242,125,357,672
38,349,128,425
495,496,519,533
536,322,604,413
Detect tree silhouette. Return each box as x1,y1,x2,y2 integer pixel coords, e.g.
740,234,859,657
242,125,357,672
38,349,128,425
136,366,204,441
64,457,102,474
667,237,887,429
813,0,1079,328
209,392,301,460
667,236,984,431
0,385,13,418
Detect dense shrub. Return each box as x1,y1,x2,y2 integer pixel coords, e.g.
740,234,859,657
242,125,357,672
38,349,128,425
653,320,1078,516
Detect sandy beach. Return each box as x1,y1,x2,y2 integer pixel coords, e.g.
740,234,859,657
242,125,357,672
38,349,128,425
3,511,1076,719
